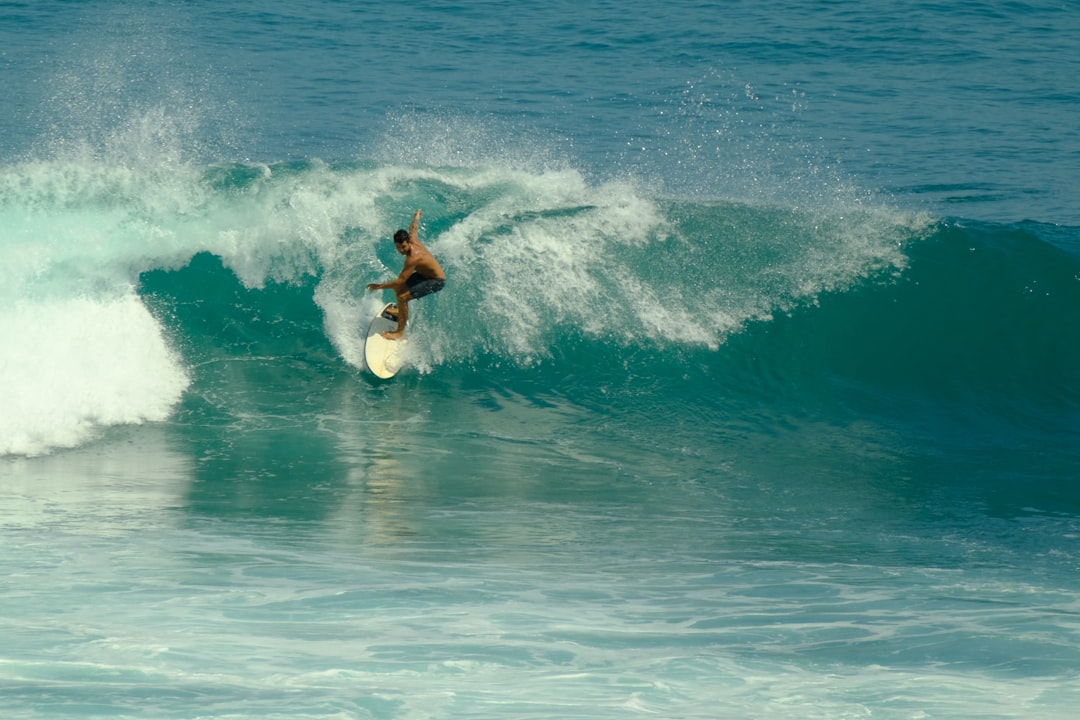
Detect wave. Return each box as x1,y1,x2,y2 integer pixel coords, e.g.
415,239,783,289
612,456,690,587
710,219,1080,438
2,156,1077,456
778,220,1080,402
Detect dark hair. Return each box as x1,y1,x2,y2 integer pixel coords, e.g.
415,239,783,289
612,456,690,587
393,229,409,244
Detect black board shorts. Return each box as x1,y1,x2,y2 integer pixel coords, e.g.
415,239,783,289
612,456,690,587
405,274,446,300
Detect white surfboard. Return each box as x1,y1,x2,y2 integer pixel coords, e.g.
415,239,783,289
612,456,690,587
364,303,407,378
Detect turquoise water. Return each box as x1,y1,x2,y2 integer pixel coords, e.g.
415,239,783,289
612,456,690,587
2,2,1080,718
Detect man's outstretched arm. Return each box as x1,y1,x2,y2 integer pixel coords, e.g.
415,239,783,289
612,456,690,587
409,209,422,244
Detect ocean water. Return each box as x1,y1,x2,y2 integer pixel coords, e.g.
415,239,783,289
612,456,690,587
2,1,1079,718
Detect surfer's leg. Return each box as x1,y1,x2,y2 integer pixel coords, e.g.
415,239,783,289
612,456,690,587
382,291,411,339
396,297,409,332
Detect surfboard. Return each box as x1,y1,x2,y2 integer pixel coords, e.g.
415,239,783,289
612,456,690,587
364,303,406,379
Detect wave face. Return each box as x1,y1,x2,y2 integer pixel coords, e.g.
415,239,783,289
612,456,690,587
3,155,1077,460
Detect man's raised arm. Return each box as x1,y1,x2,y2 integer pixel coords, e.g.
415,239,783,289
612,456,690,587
409,209,423,244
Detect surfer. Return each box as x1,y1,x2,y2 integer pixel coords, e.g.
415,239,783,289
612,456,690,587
367,209,446,339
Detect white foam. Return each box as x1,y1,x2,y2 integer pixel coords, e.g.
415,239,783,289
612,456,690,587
316,279,389,372
0,293,189,457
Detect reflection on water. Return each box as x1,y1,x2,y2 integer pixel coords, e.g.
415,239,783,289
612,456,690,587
0,426,192,533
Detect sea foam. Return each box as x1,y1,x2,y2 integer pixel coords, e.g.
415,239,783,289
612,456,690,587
0,293,189,457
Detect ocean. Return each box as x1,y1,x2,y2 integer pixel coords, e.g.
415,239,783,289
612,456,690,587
2,1,1079,718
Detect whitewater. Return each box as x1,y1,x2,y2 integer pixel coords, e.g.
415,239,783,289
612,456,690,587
2,1,1080,718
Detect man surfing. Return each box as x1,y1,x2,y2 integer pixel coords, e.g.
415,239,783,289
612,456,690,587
367,209,446,339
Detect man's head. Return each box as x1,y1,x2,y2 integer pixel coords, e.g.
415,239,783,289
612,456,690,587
393,229,410,253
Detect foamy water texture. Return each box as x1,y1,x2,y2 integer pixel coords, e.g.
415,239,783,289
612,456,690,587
0,294,188,456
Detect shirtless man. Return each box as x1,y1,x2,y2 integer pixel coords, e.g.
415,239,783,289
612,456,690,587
367,209,446,339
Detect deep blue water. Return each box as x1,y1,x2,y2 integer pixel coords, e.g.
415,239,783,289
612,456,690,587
2,2,1079,718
